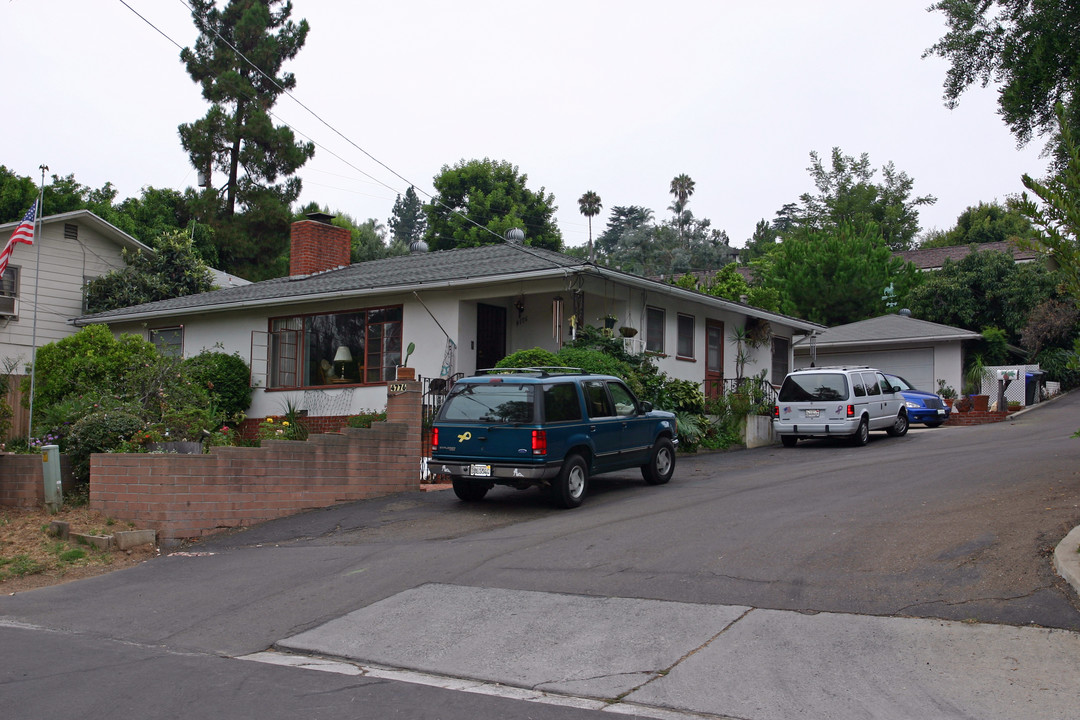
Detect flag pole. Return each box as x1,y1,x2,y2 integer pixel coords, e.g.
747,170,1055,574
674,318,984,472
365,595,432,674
26,164,47,446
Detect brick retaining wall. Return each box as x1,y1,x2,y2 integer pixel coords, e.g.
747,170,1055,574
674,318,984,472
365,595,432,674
89,381,423,545
0,453,76,508
945,409,1014,426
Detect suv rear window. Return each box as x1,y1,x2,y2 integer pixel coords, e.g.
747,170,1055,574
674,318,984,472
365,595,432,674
778,373,849,402
441,383,535,423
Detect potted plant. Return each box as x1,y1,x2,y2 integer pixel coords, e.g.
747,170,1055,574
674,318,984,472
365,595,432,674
396,342,416,380
618,326,638,338
936,379,957,408
603,314,617,330
965,355,989,411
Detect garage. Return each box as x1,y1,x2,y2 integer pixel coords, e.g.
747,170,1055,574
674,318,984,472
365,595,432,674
791,314,982,398
795,347,935,391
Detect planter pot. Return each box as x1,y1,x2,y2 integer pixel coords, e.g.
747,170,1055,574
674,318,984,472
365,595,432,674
618,326,638,338
395,366,415,380
943,398,954,409
603,317,617,329
971,395,990,412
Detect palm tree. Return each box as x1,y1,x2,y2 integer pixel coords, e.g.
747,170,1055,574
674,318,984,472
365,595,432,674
669,174,695,241
578,190,603,262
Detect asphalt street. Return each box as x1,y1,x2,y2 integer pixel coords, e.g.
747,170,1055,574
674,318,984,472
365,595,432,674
3,393,1080,719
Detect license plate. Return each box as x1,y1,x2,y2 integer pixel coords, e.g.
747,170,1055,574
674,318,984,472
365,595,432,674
469,464,491,477
804,409,821,418
937,408,945,415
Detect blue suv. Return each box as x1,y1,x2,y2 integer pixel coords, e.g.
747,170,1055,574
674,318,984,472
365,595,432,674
429,369,678,508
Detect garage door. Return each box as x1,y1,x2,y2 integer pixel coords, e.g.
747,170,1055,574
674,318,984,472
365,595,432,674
794,348,935,392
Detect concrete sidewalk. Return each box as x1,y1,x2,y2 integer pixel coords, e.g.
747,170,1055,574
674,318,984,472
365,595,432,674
260,583,1080,720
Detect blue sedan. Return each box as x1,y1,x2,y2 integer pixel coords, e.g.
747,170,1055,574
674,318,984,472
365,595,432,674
883,373,950,428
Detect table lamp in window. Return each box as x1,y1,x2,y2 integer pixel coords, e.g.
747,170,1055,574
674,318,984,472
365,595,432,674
333,346,353,380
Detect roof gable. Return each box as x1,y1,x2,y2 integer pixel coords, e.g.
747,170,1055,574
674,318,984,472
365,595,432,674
796,313,982,348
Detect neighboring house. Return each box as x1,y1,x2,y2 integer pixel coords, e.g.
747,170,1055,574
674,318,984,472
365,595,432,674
0,210,154,365
896,241,1038,272
792,312,982,394
77,214,823,428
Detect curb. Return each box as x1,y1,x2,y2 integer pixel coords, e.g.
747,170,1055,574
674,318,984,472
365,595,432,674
1054,525,1080,598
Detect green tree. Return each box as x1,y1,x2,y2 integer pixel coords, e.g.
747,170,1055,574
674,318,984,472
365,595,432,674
925,0,1080,166
84,230,215,313
595,205,653,257
423,158,562,251
755,223,922,326
920,200,1034,248
179,0,314,278
1017,104,1080,302
797,148,936,250
669,174,696,240
740,219,779,263
902,248,1060,342
577,190,602,261
388,186,428,251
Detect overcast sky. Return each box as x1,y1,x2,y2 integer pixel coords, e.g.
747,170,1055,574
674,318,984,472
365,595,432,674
4,1,1050,249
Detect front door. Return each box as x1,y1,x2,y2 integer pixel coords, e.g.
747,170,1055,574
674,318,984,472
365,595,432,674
476,304,507,371
705,320,724,399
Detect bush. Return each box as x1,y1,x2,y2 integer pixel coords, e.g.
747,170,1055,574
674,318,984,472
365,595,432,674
496,348,564,369
183,350,252,420
65,404,145,481
346,409,387,428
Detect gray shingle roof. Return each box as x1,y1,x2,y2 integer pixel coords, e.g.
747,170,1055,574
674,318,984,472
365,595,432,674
896,241,1038,270
76,243,582,324
796,313,982,348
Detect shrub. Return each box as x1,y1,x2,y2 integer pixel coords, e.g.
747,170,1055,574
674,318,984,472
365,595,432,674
346,409,387,428
183,350,253,420
496,348,564,369
65,404,145,481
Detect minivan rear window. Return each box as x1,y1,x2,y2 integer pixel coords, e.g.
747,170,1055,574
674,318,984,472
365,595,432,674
440,383,535,423
778,373,849,402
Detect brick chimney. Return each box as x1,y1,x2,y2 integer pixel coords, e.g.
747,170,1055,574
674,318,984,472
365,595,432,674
290,212,351,276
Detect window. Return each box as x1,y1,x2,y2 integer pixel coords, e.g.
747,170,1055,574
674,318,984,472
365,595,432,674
676,313,695,359
583,380,614,418
770,337,789,386
267,306,403,389
149,327,183,357
543,383,582,422
607,382,639,417
862,372,881,396
0,267,19,316
645,306,665,354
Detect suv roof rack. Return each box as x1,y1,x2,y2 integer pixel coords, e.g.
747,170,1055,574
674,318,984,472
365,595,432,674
476,366,589,377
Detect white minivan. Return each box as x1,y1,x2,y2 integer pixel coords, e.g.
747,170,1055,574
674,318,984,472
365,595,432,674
773,366,909,447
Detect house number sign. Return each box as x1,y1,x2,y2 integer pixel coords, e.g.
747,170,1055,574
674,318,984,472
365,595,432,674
388,383,409,393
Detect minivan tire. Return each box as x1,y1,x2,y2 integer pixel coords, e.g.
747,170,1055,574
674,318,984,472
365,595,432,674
851,417,870,446
641,437,676,485
886,411,909,437
552,453,588,508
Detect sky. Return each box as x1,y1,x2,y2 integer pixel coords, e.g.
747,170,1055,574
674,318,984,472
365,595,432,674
3,1,1051,250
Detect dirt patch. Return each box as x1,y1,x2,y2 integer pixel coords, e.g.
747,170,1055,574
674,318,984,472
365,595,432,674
0,505,160,595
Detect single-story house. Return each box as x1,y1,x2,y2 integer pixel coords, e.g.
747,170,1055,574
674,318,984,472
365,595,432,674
76,214,823,427
792,312,982,394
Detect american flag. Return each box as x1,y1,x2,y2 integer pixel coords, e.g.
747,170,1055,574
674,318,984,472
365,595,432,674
0,202,37,280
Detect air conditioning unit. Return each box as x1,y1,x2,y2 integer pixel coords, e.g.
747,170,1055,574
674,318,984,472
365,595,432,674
0,296,17,316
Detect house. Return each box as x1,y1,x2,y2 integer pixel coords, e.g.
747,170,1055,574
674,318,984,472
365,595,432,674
77,214,823,430
895,241,1038,272
792,312,982,394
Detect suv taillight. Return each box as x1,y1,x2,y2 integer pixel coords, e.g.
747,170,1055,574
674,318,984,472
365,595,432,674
774,405,779,418
532,430,547,456
846,405,855,418
431,427,438,448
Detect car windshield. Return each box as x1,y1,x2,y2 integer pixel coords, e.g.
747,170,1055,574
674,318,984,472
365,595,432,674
439,383,535,423
886,374,914,391
778,373,849,402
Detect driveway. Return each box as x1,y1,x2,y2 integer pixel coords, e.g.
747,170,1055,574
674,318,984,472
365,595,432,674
2,392,1079,718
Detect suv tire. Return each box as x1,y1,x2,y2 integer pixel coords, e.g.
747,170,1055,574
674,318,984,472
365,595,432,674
452,478,490,502
552,453,588,509
641,437,676,485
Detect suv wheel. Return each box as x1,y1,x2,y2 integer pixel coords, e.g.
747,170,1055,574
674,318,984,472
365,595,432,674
552,453,588,508
641,437,676,485
886,410,909,437
452,478,490,502
851,417,870,446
